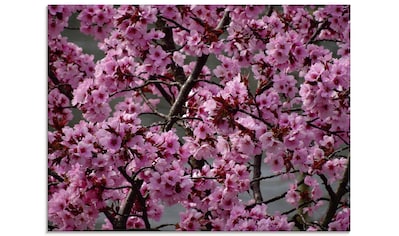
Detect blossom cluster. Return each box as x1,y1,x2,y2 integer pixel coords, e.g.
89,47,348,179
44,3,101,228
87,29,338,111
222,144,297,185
48,5,350,231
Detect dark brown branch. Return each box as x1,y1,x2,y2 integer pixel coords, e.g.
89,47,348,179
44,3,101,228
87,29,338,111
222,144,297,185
321,158,350,228
114,189,137,230
102,208,116,228
102,185,132,190
118,166,134,184
237,108,273,128
132,166,154,181
196,79,224,88
262,191,287,205
164,54,208,131
156,17,187,84
164,10,230,131
319,174,336,200
251,154,263,203
154,224,176,230
250,170,299,183
109,80,179,98
48,168,64,182
158,15,190,32
306,121,349,145
48,46,74,101
246,191,287,210
327,145,350,159
132,180,151,230
190,176,218,180
282,198,330,215
149,76,174,105
114,166,153,230
141,94,167,119
112,166,136,230
48,66,74,100
307,20,329,45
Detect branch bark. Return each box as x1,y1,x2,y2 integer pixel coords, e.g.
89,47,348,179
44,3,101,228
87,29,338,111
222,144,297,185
164,10,230,131
165,54,208,131
321,157,350,229
251,154,263,203
113,166,151,230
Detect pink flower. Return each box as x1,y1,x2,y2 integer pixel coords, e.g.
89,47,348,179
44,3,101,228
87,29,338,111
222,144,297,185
322,158,348,183
220,193,236,210
126,217,145,229
99,133,122,152
266,153,285,173
179,209,202,231
77,141,93,159
193,122,211,140
232,134,255,155
249,203,267,219
173,51,186,67
162,131,180,155
286,183,301,206
91,87,108,104
305,62,325,82
328,208,350,231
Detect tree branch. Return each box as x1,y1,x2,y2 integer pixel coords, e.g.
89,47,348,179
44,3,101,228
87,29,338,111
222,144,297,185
246,191,287,210
164,10,230,131
48,168,64,182
306,120,349,145
319,174,336,200
307,20,329,45
165,54,208,131
131,180,151,230
113,166,153,230
156,17,187,84
109,80,179,98
114,188,136,230
282,198,330,215
158,15,190,32
237,108,273,128
321,157,350,228
251,154,263,203
250,170,299,183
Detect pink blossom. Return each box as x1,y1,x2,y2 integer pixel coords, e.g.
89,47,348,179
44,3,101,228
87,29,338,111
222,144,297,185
99,133,122,152
193,122,211,140
286,183,301,206
179,209,202,231
322,158,348,183
172,51,186,67
328,208,350,231
266,154,285,173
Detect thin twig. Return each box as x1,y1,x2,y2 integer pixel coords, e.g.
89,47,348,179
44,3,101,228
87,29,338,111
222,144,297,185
196,79,224,88
158,15,190,32
250,170,299,184
282,198,329,215
102,185,132,190
306,121,349,145
319,174,336,200
48,168,64,182
110,80,179,98
154,223,176,230
139,91,168,120
190,176,218,180
237,108,273,128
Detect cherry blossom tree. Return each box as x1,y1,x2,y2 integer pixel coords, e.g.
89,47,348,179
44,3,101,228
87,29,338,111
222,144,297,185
48,5,350,231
